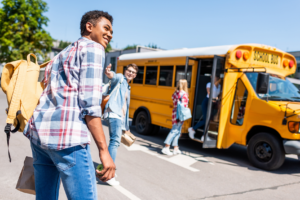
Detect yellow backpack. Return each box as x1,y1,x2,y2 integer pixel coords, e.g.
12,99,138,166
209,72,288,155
1,53,48,162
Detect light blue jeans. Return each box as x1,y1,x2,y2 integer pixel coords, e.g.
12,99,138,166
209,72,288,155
164,123,183,147
107,117,123,163
30,142,97,200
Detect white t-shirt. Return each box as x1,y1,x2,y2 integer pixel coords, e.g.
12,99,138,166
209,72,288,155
206,82,221,98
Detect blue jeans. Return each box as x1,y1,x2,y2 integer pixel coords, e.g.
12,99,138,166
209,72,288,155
107,117,122,163
30,142,97,200
193,97,209,130
164,123,183,147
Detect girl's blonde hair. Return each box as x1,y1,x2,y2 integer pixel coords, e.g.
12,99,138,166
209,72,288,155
176,79,189,96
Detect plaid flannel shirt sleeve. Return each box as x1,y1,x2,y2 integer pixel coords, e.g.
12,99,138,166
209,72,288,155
78,43,104,119
172,92,178,108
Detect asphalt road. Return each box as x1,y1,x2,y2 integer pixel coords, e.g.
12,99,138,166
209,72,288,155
1,91,300,200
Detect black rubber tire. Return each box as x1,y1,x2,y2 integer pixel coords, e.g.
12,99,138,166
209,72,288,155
152,125,160,134
135,111,153,135
247,132,285,171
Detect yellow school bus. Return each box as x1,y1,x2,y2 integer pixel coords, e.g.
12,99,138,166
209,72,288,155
117,44,299,170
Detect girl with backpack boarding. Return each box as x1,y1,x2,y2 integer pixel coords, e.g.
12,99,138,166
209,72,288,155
161,79,190,156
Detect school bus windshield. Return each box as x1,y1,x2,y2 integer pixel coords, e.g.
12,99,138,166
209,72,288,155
245,73,300,102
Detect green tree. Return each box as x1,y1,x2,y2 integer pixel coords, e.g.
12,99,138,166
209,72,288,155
105,42,112,53
146,43,158,49
58,40,71,49
0,0,53,63
123,44,138,50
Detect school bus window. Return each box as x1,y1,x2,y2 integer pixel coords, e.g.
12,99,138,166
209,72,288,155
133,66,144,84
159,66,173,87
145,66,158,85
231,79,248,125
175,65,192,88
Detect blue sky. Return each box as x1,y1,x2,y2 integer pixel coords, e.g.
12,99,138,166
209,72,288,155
37,0,300,51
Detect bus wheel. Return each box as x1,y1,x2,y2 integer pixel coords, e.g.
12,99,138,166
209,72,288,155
135,111,153,135
247,132,285,170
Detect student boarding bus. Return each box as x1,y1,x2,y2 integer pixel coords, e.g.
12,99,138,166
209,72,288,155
117,44,299,170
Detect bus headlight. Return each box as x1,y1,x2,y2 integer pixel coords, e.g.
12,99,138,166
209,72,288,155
288,122,300,133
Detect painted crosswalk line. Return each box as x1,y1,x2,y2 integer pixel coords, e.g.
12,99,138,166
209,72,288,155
123,143,214,172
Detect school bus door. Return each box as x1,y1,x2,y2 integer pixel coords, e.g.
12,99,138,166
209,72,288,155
203,56,225,148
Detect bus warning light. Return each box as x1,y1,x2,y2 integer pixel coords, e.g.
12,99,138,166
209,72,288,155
236,50,242,59
283,60,289,68
243,52,250,60
289,60,294,68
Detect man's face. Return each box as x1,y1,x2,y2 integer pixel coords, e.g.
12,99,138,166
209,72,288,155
88,17,113,48
124,67,137,81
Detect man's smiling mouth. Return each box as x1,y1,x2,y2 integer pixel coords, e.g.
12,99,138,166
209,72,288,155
103,38,109,45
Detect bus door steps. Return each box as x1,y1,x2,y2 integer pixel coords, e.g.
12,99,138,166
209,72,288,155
192,130,218,143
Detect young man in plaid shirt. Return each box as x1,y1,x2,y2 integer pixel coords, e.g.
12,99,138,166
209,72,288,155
23,10,115,199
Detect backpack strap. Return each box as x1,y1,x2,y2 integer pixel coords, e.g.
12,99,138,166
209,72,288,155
4,53,36,162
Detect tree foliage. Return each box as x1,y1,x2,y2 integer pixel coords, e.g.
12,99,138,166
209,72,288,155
105,42,112,53
123,43,159,51
58,40,71,49
0,0,53,63
123,44,138,50
146,43,158,49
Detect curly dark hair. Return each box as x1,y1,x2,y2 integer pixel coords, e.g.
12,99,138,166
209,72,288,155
80,10,113,36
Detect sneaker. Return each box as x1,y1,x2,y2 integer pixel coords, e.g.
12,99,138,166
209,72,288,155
188,127,195,139
173,149,182,155
106,177,120,186
161,147,173,156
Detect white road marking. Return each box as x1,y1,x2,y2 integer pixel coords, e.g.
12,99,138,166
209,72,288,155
124,143,215,171
112,185,141,200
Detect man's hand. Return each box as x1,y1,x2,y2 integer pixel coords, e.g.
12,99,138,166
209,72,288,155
96,150,116,182
105,64,114,79
85,115,116,182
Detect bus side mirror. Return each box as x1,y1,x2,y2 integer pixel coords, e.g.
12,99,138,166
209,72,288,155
256,73,269,94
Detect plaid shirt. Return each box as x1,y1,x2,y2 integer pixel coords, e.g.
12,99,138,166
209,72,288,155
172,90,189,125
23,37,104,150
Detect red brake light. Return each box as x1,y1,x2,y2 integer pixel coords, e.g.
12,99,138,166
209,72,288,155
289,60,294,68
236,50,242,59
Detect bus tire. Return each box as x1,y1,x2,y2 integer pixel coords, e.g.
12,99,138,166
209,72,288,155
247,132,285,171
135,111,153,135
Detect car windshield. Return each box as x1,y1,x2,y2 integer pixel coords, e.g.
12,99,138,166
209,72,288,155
245,72,300,102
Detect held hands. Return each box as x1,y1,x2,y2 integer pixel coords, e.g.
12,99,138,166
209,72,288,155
96,150,116,182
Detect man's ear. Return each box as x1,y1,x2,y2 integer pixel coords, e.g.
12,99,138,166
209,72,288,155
85,22,93,34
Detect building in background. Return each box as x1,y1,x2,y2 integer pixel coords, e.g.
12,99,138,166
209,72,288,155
38,45,63,82
288,51,300,79
103,46,163,83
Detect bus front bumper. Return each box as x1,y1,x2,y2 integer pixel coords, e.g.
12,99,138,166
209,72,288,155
283,140,300,155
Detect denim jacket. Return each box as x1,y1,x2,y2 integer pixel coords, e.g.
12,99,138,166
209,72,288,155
104,72,130,130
